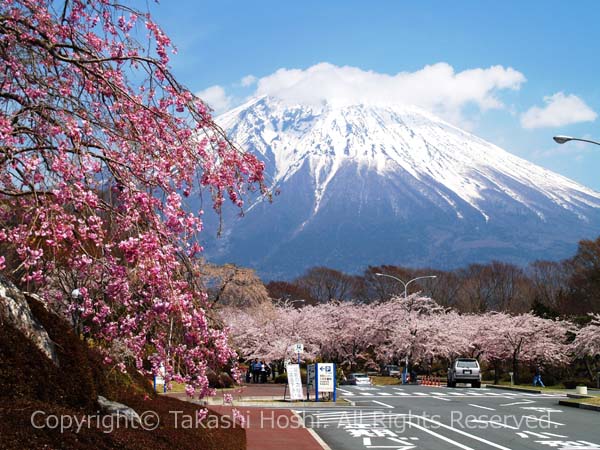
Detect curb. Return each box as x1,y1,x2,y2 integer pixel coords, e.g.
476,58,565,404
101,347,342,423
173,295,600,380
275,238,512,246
206,400,353,408
566,393,593,399
559,400,600,412
486,385,543,394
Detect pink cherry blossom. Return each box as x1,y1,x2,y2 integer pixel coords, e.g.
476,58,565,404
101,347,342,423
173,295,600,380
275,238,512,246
0,0,265,398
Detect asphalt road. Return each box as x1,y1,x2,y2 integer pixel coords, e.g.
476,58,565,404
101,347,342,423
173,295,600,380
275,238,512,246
294,384,600,450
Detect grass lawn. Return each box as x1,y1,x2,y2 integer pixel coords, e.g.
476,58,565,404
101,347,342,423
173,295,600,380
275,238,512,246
562,397,600,407
484,381,566,392
371,376,402,386
166,381,239,394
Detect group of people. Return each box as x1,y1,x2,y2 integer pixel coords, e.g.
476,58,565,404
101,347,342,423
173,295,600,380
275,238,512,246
245,359,272,383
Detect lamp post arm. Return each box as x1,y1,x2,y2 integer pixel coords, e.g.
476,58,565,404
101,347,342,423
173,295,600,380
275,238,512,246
554,135,600,146
566,138,600,146
375,273,407,290
404,276,437,297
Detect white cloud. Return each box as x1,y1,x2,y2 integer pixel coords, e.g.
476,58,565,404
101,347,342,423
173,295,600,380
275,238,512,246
251,62,526,123
240,75,257,87
521,92,597,129
195,85,232,114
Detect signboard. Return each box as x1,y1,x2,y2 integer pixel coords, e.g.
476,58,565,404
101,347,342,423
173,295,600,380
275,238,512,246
307,364,316,388
153,363,166,393
293,343,304,353
286,364,304,400
317,363,335,393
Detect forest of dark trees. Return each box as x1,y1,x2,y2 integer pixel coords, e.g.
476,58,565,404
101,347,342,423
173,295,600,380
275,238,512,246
266,236,600,317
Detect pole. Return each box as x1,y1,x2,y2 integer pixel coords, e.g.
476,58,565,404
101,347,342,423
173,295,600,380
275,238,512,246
333,363,337,402
375,272,437,385
315,363,319,403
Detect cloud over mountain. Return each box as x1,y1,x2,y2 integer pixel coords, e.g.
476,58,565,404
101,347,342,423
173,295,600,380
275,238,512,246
252,62,525,124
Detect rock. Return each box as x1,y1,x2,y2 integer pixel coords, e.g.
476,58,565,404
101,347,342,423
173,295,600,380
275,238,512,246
97,395,141,424
0,275,58,365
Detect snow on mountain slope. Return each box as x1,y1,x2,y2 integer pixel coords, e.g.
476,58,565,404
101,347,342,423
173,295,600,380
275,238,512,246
200,96,600,279
218,97,600,221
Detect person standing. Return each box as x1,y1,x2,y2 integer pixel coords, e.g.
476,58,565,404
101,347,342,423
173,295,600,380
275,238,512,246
533,365,545,387
260,360,267,383
252,358,260,383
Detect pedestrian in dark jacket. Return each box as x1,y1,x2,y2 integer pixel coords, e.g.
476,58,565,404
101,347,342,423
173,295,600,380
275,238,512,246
533,365,545,387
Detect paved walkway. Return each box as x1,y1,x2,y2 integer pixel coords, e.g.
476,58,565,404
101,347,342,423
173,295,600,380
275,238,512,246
211,406,326,450
166,384,326,450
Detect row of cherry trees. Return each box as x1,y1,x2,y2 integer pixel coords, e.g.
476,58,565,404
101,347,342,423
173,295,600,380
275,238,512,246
223,296,599,383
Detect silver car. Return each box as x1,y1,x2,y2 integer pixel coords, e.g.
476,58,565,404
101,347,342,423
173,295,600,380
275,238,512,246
448,358,481,388
381,365,401,377
346,373,372,385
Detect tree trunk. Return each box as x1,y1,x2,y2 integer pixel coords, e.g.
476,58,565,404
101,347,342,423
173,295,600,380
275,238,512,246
494,360,500,385
584,357,595,382
512,354,520,385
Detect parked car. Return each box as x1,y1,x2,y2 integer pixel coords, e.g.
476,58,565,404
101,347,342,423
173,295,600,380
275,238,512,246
447,358,481,388
345,373,372,385
381,365,401,377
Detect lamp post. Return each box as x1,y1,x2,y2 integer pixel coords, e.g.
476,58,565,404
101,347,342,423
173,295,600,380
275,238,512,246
553,135,600,146
374,273,437,298
375,272,437,384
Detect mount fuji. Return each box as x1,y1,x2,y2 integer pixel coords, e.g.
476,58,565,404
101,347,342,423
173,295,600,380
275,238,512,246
199,96,600,280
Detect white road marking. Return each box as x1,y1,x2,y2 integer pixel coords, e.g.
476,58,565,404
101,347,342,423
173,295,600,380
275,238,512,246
406,420,475,450
379,392,393,396
500,400,535,406
521,415,565,426
432,396,452,402
415,416,512,450
469,419,518,430
469,404,496,411
372,400,394,408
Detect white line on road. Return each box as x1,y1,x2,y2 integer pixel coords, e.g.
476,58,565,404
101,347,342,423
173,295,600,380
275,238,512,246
469,419,518,430
432,396,451,402
372,400,394,408
500,400,535,406
469,404,496,411
414,416,512,450
522,415,565,426
406,420,475,450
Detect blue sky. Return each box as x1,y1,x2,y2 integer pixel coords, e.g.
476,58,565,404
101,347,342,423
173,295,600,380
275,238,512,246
148,0,600,190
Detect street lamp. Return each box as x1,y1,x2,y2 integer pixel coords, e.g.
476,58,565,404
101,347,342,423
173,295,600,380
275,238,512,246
553,135,600,146
277,296,305,307
374,273,437,298
375,272,437,384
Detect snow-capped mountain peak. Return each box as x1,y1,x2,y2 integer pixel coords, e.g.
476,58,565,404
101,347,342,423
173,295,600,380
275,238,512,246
218,96,600,222
204,96,600,279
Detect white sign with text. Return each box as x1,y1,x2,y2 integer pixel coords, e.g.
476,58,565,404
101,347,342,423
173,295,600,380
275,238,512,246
317,363,335,393
287,364,304,400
